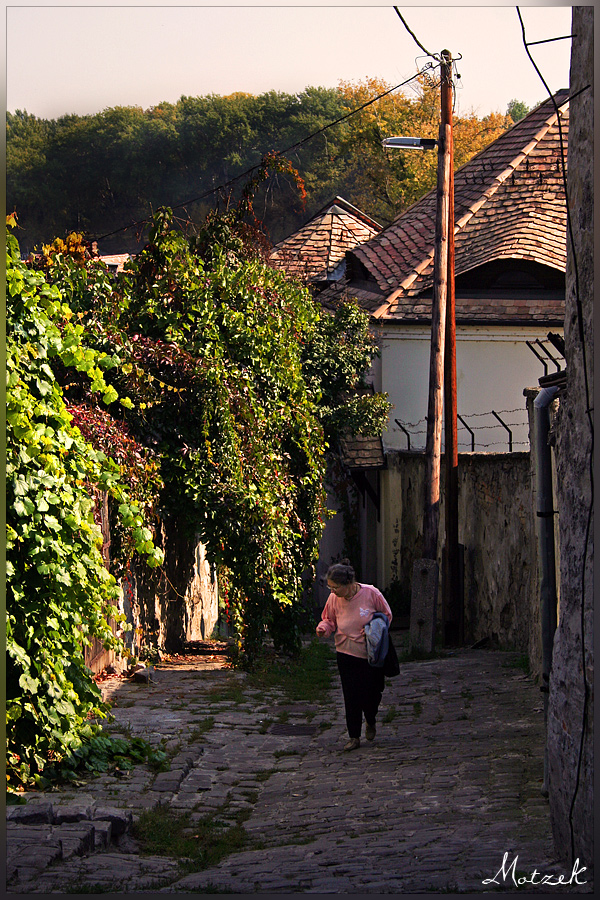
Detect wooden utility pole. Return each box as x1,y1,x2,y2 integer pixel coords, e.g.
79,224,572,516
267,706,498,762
422,50,453,562
442,50,462,646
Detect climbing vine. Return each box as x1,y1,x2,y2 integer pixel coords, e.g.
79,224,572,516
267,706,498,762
7,159,390,715
6,217,163,789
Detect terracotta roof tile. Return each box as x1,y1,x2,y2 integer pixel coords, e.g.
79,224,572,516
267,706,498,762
339,92,569,324
340,434,386,469
270,197,380,282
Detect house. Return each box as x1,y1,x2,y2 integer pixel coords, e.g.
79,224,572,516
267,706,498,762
98,252,131,275
320,91,569,458
269,196,381,288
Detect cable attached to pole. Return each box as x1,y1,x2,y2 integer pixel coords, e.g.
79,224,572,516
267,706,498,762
393,7,439,60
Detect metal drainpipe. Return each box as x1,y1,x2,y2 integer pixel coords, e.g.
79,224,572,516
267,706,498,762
534,385,559,796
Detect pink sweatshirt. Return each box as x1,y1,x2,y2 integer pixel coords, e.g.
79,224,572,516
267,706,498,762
316,584,392,659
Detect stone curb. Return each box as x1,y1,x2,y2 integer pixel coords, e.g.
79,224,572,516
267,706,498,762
6,800,134,886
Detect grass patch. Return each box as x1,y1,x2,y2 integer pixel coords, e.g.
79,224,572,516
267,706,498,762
132,803,249,871
205,681,246,704
255,769,274,782
273,749,300,759
189,717,215,741
258,717,274,734
247,638,334,704
382,706,397,724
412,701,423,718
502,653,530,675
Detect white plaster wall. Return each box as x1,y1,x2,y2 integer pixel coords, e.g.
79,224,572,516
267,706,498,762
378,325,563,453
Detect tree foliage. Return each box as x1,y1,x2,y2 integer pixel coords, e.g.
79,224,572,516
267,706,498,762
7,81,513,252
335,77,513,223
507,98,531,123
9,171,390,650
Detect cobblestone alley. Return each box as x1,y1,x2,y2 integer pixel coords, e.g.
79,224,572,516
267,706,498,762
6,638,594,893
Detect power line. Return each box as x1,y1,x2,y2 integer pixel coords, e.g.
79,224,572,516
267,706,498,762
93,70,425,244
526,34,575,47
393,7,439,60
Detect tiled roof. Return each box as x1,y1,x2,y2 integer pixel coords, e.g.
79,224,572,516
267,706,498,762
371,290,565,325
270,197,380,282
99,253,131,273
323,92,569,325
339,434,386,469
318,279,388,314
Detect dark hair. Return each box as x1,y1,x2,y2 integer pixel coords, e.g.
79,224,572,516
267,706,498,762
326,559,355,586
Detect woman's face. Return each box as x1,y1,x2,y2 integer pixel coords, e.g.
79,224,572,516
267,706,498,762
327,580,355,599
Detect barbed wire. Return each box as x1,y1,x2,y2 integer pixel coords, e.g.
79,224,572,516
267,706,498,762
460,440,529,449
394,407,530,451
456,407,527,418
397,427,527,437
394,409,528,432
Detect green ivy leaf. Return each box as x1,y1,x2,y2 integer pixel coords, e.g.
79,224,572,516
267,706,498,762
102,386,119,405
19,673,40,694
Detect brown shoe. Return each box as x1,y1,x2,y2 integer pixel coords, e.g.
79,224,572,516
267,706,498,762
343,738,360,751
365,723,376,741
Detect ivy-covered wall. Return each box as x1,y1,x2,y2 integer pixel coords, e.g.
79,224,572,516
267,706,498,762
94,528,219,673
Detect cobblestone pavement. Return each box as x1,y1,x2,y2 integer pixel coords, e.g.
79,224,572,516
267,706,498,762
6,639,594,894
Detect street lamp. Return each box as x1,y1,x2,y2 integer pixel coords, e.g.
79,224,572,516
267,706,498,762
382,50,461,647
382,136,438,151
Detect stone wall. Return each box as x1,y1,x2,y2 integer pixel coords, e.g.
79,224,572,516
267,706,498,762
546,6,594,869
380,449,542,676
458,452,537,658
86,519,220,673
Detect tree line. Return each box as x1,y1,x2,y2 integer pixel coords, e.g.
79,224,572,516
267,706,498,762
7,80,517,255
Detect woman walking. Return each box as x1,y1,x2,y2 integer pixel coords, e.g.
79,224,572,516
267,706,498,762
316,560,392,751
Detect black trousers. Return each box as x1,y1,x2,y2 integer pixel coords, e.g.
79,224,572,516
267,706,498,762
336,651,385,739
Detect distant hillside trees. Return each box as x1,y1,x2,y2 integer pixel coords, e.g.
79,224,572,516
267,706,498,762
507,99,531,122
7,81,513,254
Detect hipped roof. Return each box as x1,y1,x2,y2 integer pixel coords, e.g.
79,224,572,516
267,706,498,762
270,196,381,282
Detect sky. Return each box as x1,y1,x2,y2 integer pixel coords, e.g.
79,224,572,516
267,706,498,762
5,3,574,121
